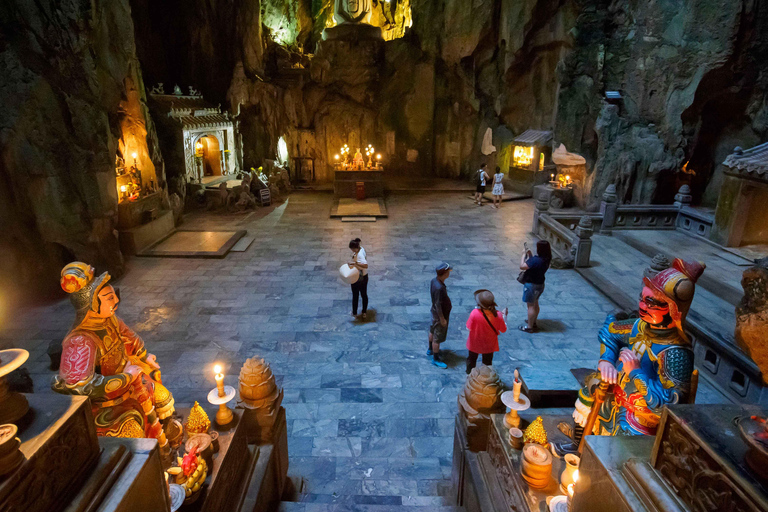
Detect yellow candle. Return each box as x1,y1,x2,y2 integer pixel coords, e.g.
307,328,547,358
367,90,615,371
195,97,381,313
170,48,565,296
513,369,522,402
214,364,225,397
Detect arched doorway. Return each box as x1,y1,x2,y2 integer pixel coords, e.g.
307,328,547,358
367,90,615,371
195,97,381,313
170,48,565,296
195,135,222,179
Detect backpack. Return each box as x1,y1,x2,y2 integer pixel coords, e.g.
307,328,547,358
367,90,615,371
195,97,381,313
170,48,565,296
476,169,485,186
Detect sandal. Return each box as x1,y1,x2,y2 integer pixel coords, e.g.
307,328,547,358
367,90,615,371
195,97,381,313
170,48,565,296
518,324,535,333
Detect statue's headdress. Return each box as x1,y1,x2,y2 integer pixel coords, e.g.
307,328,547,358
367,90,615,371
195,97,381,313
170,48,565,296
60,262,111,327
643,258,705,340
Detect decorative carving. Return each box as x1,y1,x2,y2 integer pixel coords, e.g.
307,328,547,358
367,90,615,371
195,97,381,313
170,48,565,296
655,421,761,512
150,83,165,95
0,401,97,512
239,357,284,442
334,0,372,24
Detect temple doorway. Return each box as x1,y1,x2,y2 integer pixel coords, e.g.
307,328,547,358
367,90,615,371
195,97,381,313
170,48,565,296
196,135,222,179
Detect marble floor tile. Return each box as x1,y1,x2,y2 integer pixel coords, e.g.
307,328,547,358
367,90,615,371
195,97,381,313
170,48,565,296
9,192,643,505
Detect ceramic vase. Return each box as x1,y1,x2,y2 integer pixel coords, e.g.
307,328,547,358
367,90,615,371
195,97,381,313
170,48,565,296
560,453,580,493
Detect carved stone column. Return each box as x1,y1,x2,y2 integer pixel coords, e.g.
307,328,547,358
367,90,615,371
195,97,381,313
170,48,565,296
457,366,505,452
673,184,692,208
600,184,618,232
573,215,594,268
238,357,288,498
532,196,549,235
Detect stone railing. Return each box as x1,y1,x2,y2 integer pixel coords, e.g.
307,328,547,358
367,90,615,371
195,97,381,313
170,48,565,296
531,185,716,267
600,184,714,234
532,197,593,267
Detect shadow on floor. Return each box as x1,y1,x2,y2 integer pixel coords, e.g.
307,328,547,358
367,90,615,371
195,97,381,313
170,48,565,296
535,319,568,333
350,308,378,324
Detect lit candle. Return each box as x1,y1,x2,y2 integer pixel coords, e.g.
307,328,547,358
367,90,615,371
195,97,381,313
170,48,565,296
214,364,225,397
334,154,340,160
551,173,555,181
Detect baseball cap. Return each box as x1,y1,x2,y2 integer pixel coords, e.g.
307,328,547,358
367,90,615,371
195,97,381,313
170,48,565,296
436,262,452,272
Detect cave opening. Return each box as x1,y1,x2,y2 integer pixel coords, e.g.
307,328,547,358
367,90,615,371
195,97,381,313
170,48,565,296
684,90,755,207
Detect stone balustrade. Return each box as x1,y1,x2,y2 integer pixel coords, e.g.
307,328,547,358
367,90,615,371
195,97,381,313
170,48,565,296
533,197,593,267
531,185,717,268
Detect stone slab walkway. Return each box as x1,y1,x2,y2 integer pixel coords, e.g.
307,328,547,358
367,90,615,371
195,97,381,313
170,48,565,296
1,192,724,506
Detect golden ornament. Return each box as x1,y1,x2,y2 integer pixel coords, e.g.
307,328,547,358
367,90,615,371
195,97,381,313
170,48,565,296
185,401,211,434
523,416,548,446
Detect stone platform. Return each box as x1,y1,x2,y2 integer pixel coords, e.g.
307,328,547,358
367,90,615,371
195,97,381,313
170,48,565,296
331,198,388,218
138,229,246,258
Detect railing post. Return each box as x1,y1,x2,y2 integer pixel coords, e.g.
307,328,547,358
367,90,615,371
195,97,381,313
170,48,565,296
573,215,594,267
600,184,618,232
533,196,549,235
674,184,692,208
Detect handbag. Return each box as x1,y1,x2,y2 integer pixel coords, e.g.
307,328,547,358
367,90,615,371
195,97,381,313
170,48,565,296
517,270,527,284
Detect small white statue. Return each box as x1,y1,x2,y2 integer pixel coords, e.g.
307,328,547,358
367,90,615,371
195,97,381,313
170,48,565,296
334,0,372,24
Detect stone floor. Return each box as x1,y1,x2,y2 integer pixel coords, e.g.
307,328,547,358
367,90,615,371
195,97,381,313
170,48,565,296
0,192,723,506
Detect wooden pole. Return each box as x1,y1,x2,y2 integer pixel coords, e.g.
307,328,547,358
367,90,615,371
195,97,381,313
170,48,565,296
578,380,610,454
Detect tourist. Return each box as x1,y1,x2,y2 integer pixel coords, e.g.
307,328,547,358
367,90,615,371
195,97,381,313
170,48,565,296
428,262,453,369
518,240,552,333
491,166,504,208
348,238,369,319
474,163,490,206
465,290,508,374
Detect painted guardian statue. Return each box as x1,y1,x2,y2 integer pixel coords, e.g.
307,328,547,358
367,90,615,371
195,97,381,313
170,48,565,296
52,262,175,452
554,258,705,455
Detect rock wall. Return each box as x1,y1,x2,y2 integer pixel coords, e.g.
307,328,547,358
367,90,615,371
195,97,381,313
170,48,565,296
555,0,768,209
0,0,163,302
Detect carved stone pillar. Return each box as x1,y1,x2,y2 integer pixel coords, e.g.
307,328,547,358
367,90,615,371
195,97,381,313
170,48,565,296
600,184,618,232
533,196,549,235
457,366,505,452
673,184,692,208
574,215,594,268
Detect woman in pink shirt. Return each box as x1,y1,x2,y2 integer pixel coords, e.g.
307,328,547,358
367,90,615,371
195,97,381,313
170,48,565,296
465,289,508,374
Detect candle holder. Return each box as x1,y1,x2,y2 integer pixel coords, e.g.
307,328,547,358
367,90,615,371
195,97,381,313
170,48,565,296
207,385,236,427
0,349,30,425
501,389,530,430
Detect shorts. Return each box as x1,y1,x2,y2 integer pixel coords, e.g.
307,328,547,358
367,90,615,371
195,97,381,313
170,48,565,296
430,320,448,343
522,283,545,304
476,184,486,193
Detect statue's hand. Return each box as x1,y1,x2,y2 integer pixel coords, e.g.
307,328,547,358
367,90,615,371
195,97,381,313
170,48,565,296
145,354,160,371
619,348,640,373
597,360,618,384
125,364,143,381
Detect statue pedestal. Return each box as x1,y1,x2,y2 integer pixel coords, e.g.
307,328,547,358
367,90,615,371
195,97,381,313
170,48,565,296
0,394,170,512
570,404,768,512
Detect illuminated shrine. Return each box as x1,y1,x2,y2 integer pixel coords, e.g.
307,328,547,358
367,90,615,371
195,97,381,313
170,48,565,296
149,85,241,186
508,129,554,196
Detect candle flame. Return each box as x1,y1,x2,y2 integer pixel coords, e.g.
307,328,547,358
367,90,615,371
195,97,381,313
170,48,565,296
214,364,222,374
573,469,579,483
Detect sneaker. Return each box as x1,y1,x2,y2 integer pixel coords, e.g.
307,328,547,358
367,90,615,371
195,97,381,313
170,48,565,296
426,349,433,356
431,358,448,369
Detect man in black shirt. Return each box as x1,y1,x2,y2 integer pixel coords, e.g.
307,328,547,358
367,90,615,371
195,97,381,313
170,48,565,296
429,262,452,368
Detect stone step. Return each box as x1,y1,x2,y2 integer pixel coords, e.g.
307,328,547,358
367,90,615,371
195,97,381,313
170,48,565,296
277,502,464,511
